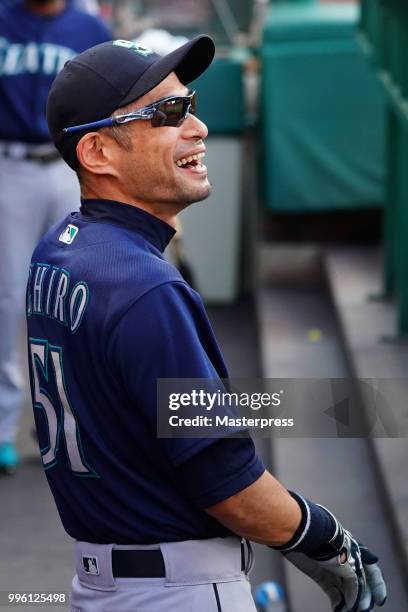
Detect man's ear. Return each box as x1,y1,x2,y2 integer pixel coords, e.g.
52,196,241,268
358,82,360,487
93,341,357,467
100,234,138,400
76,132,118,177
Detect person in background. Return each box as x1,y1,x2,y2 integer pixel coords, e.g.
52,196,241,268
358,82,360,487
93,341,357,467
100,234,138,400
0,0,111,473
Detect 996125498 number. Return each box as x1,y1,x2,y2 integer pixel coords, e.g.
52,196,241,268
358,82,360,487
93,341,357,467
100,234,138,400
6,592,67,605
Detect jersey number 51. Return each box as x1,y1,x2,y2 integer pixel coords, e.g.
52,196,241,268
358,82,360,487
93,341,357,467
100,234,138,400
28,338,97,477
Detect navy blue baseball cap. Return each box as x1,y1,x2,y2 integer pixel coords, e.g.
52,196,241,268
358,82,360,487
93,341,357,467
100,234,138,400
47,35,215,170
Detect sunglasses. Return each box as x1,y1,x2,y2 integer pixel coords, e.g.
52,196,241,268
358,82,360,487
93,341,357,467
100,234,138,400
63,90,196,134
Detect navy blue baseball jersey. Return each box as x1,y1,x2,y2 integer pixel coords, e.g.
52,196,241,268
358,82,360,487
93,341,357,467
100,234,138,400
26,199,265,544
0,0,111,143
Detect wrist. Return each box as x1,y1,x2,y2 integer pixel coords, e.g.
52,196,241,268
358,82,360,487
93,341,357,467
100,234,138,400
309,505,345,560
271,492,339,557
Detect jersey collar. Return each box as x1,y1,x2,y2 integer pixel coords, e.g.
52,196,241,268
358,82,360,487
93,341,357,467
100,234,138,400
80,198,176,253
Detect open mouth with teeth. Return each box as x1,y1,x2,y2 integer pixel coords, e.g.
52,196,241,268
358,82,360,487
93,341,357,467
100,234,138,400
175,152,206,169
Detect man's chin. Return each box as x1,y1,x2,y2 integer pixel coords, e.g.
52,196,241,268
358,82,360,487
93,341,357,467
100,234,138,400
180,180,212,206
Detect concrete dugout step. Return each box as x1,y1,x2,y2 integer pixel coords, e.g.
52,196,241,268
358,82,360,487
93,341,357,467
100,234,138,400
256,244,408,611
324,246,408,586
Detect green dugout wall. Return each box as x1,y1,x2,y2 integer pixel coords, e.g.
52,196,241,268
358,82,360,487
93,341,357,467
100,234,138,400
360,0,408,335
260,2,387,213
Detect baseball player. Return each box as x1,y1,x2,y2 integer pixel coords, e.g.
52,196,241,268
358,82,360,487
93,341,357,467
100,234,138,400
26,37,387,611
0,0,111,473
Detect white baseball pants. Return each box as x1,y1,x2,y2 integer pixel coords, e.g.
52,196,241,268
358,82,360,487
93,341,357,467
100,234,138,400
0,151,80,444
70,537,258,612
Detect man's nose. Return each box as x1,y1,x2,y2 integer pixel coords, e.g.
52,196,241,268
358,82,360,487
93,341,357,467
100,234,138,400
182,113,208,140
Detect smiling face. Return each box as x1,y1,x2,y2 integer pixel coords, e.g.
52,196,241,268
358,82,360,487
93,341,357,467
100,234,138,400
105,72,211,215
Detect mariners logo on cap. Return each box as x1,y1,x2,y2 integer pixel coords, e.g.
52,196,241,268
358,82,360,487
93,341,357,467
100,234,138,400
82,555,99,575
113,40,153,57
59,224,78,245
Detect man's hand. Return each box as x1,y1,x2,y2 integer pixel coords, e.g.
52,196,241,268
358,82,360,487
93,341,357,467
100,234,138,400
284,526,387,612
358,545,387,611
204,472,387,610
